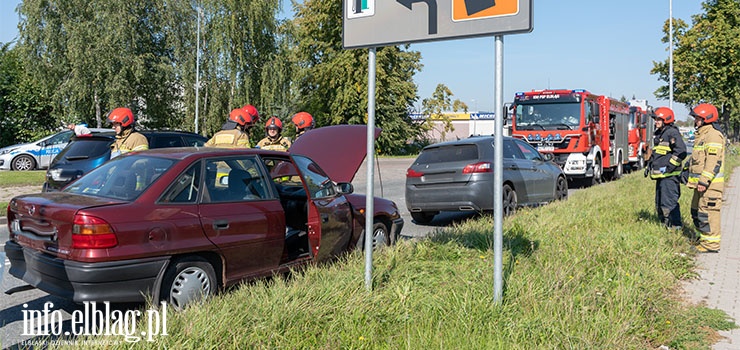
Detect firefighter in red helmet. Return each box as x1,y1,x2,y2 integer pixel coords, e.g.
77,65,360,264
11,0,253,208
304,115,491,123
686,103,725,253
108,107,149,157
646,107,687,231
256,116,291,152
206,107,256,148
291,111,314,139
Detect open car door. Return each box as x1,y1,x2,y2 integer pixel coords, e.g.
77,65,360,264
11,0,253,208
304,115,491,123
292,154,353,262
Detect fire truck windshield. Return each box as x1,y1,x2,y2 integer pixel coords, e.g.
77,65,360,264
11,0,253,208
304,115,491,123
515,102,581,131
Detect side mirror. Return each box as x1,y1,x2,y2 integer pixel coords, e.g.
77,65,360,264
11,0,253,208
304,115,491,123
336,182,354,194
37,141,47,147
541,152,554,162
592,104,600,124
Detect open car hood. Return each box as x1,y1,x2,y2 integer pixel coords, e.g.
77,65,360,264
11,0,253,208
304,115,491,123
290,125,381,183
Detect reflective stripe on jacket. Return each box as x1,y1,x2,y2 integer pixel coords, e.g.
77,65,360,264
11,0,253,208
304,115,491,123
687,124,725,191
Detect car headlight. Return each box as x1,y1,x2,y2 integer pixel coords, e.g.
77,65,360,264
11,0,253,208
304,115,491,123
0,147,19,155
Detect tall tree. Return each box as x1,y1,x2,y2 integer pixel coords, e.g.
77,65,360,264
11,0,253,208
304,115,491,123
651,0,740,140
421,83,468,141
290,0,423,155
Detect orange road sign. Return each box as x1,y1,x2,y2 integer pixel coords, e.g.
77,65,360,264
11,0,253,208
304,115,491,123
452,0,518,21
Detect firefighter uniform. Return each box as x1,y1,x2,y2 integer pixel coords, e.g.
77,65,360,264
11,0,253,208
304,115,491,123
687,124,725,251
205,129,251,148
648,123,686,229
256,136,291,152
111,128,149,156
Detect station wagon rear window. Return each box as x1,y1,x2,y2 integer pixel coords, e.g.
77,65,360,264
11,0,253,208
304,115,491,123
416,144,478,164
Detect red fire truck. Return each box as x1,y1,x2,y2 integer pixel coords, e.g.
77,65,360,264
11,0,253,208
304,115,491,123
627,103,654,170
511,89,631,186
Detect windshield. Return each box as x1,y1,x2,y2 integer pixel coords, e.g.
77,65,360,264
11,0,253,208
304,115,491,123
515,102,581,130
64,155,175,200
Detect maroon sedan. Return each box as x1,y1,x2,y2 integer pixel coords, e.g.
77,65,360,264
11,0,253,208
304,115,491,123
5,125,403,309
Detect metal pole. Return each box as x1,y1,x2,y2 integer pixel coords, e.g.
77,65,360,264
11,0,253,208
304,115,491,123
364,47,377,291
669,0,673,110
493,35,504,303
195,5,201,134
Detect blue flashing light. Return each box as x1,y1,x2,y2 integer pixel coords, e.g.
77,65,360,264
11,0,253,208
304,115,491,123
572,89,585,93
555,134,562,140
527,134,534,141
515,92,524,96
535,134,542,141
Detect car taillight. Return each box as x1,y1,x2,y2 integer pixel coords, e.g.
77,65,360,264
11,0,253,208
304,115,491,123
406,168,424,178
72,214,118,249
463,162,492,174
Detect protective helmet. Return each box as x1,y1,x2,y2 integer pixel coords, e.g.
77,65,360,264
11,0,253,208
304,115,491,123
653,107,675,124
690,103,719,124
229,108,253,126
266,116,283,131
108,107,134,127
292,112,314,130
242,104,259,122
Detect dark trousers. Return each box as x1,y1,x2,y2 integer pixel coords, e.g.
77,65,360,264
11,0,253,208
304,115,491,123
655,176,682,228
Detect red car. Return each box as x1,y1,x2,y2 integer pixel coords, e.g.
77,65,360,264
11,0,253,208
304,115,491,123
5,125,403,309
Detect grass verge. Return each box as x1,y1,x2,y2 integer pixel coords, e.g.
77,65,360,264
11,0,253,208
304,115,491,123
48,144,740,349
0,170,46,213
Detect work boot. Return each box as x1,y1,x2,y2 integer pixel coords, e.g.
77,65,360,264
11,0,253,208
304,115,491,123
691,244,720,254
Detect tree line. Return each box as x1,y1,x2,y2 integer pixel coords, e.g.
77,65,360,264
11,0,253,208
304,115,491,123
2,0,737,152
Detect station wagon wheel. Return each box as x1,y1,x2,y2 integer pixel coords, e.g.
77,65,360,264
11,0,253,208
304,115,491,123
502,184,518,216
556,176,568,201
372,220,390,249
11,155,35,171
161,257,217,311
410,211,436,224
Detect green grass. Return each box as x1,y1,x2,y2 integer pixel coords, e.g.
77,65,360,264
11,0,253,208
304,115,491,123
45,143,740,349
0,170,46,212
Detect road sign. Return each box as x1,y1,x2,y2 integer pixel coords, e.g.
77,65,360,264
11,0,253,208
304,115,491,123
343,0,532,48
452,0,518,21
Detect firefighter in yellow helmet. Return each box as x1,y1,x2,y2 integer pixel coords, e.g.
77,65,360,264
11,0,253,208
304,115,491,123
646,107,687,231
205,107,255,148
108,107,149,158
256,117,292,152
686,103,725,253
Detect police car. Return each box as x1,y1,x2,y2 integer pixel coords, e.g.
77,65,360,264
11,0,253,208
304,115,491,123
0,128,110,171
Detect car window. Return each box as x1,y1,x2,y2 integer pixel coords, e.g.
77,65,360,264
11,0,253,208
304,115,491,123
503,140,523,159
150,135,183,148
415,144,478,164
292,155,336,199
183,135,206,147
160,161,201,203
514,139,543,161
204,156,270,202
61,138,112,159
45,131,73,146
64,155,175,200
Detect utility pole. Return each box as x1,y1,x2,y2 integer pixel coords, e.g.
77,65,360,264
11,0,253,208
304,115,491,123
195,5,201,134
669,0,673,110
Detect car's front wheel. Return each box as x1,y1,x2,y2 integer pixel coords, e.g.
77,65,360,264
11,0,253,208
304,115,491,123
161,257,217,311
356,219,393,250
503,184,518,216
11,155,35,171
556,176,568,201
410,211,436,224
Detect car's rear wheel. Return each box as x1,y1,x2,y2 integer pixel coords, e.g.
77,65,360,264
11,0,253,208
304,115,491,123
355,220,393,250
503,184,518,216
555,176,568,201
411,211,436,224
11,155,35,171
161,257,217,311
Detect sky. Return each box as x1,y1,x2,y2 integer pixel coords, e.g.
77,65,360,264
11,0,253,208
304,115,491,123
1,1,705,120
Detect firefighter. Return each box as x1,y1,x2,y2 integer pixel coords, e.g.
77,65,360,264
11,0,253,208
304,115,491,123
291,111,314,139
686,103,725,253
256,117,292,151
108,107,149,158
646,107,687,231
206,107,255,148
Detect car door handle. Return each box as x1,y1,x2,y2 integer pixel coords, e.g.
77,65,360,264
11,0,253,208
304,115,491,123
213,220,229,230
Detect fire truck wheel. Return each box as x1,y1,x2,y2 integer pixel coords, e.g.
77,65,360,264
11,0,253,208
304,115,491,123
590,156,602,186
636,155,645,170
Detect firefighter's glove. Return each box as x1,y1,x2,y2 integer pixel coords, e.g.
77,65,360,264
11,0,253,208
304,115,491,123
644,167,650,178
659,166,667,174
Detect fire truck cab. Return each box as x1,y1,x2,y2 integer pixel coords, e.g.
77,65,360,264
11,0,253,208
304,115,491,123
511,89,630,186
627,103,655,171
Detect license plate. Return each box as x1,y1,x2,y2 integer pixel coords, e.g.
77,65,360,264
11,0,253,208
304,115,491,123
538,146,554,152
